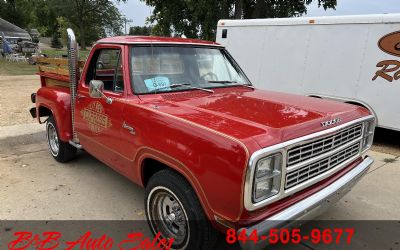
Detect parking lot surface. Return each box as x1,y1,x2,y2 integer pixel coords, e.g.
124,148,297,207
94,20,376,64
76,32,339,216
1,123,399,220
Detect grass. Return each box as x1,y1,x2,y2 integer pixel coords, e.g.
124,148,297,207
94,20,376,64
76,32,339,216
0,59,38,76
0,48,90,76
41,49,90,60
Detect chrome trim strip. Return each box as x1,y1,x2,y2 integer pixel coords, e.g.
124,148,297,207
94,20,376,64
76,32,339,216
244,115,374,211
239,156,373,250
306,93,378,126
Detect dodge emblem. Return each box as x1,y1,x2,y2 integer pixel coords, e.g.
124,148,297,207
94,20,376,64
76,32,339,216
321,118,341,127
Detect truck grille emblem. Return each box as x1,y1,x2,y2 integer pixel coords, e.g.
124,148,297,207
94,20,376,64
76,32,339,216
321,118,341,127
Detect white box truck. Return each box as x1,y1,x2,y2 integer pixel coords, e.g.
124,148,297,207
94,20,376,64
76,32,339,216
216,14,400,131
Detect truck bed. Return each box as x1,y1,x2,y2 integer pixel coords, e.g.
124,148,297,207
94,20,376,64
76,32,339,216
37,57,85,88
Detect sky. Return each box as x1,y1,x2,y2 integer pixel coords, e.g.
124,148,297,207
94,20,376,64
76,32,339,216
115,0,400,30
114,0,153,28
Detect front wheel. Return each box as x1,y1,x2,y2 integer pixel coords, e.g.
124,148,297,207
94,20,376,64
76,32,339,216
46,116,76,162
145,170,218,250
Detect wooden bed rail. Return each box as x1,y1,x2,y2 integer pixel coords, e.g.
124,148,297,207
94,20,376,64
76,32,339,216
37,57,86,87
37,57,85,76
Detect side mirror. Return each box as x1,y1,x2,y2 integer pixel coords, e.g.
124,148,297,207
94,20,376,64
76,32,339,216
89,80,112,104
89,80,104,98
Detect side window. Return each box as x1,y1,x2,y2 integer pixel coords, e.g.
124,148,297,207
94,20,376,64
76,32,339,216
86,49,124,93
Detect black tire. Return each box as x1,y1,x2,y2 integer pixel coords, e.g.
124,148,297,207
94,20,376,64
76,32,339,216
46,116,76,162
145,169,218,250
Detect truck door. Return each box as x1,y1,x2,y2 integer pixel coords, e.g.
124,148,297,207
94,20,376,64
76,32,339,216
75,46,128,171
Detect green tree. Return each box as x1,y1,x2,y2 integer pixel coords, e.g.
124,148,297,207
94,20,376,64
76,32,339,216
0,0,30,28
50,0,126,50
129,26,152,36
0,0,59,37
143,0,337,40
51,31,63,49
243,0,336,19
57,17,69,45
31,0,58,37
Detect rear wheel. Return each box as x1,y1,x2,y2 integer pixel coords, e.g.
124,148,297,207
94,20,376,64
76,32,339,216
145,169,218,250
46,116,76,162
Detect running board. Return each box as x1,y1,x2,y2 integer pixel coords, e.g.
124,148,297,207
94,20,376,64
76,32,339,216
69,140,83,149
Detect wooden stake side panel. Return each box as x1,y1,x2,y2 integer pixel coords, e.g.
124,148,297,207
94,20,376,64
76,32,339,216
38,65,70,76
37,58,85,87
44,78,70,88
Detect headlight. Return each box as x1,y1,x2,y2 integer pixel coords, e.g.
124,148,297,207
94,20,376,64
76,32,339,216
253,153,282,202
362,119,375,152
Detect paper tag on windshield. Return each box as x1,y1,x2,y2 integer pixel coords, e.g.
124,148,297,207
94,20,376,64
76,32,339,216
144,77,171,92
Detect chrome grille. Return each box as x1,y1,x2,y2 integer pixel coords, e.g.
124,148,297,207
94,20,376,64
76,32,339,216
285,142,360,189
287,124,362,167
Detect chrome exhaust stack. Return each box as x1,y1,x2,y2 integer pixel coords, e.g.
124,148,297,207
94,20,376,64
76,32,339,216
67,28,81,147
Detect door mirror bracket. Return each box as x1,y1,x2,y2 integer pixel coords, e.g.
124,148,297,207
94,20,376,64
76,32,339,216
89,80,113,104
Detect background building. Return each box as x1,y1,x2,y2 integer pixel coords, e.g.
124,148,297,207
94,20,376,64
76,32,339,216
0,17,32,45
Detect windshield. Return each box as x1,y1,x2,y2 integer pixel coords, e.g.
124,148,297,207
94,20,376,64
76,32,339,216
130,46,251,94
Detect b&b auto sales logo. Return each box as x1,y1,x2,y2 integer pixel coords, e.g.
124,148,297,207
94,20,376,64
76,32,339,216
372,30,400,82
6,231,174,250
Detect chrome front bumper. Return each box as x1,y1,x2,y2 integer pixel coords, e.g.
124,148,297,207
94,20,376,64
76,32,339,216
238,156,374,250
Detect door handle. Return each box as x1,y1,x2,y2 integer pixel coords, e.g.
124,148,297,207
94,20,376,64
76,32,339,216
122,122,136,135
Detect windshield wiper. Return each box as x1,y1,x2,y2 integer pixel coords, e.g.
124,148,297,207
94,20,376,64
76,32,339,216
208,80,255,89
169,83,214,93
151,83,213,94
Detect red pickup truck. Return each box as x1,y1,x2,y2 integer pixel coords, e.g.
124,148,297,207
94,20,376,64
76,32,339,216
30,29,375,250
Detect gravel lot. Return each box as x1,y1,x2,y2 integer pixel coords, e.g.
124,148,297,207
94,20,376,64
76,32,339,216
0,75,38,126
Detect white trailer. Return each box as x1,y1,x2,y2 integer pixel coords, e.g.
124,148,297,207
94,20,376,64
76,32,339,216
216,14,400,131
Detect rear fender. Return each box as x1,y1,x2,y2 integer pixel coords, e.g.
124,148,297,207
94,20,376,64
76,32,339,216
36,87,72,142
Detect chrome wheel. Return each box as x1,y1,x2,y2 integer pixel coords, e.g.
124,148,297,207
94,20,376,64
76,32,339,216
147,187,190,249
47,122,59,156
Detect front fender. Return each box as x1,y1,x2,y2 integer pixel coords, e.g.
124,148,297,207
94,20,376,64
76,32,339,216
124,104,257,223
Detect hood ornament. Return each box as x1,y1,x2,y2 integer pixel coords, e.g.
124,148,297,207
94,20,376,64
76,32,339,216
321,118,341,127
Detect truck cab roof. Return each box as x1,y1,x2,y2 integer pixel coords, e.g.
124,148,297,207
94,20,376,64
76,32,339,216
96,36,223,47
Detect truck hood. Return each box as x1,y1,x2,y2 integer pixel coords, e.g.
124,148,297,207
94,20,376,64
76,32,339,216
138,87,370,149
